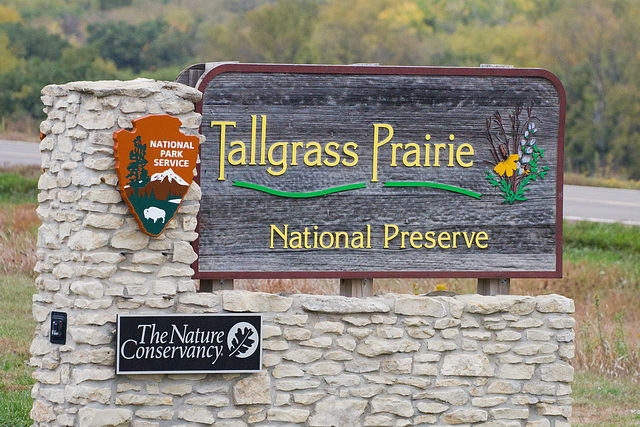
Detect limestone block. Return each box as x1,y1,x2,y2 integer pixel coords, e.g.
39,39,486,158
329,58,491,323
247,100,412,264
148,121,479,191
309,396,367,426
223,290,293,312
283,328,312,341
294,391,325,405
301,295,390,313
441,354,495,377
371,396,414,417
416,402,448,413
344,359,380,373
300,337,332,348
177,407,215,424
267,408,310,423
115,394,172,406
132,251,165,265
183,395,229,407
314,321,344,334
350,385,384,399
394,295,446,317
173,241,197,264
233,371,271,405
65,385,111,404
486,380,521,394
441,409,490,424
282,349,322,364
111,230,149,250
78,407,132,427
135,409,174,420
273,365,304,378
497,364,535,380
413,389,468,405
381,358,412,375
275,379,321,391
536,294,575,313
364,415,393,426
30,400,57,423
306,361,342,376
68,230,110,251
548,317,576,329
72,368,115,383
510,318,544,329
357,338,419,357
161,384,192,396
540,363,574,382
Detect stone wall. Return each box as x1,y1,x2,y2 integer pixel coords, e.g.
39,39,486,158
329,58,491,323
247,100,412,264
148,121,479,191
31,80,575,427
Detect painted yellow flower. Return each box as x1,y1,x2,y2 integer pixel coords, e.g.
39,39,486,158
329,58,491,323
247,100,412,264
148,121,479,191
494,154,519,177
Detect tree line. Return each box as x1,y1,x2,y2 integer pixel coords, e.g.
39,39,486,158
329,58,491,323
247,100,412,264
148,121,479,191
1,0,640,179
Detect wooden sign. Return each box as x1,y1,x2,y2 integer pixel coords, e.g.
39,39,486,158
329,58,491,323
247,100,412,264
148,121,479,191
184,64,565,278
114,115,199,236
116,314,262,374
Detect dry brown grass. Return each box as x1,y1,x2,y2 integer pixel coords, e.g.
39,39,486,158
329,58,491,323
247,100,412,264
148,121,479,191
0,204,40,275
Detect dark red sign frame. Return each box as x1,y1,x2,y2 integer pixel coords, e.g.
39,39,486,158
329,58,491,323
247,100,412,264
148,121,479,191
186,63,565,279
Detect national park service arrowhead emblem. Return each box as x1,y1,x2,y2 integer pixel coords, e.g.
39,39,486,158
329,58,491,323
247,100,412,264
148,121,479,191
114,115,200,237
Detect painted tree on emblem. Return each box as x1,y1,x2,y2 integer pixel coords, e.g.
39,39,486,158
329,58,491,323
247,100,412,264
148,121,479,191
126,135,150,197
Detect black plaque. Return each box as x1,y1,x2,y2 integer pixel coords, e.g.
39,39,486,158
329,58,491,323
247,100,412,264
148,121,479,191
116,314,262,374
182,63,565,279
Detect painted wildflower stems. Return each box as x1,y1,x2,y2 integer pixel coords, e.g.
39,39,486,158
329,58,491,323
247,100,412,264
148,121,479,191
485,105,549,203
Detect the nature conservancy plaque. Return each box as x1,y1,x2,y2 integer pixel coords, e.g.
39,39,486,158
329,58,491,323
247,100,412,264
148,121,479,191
116,314,262,374
114,114,200,237
185,64,565,278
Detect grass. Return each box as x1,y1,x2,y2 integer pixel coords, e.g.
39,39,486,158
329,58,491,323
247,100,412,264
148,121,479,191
2,165,640,425
565,172,640,190
0,273,36,427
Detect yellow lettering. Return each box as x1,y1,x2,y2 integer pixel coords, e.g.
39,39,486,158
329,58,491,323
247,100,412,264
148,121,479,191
433,143,446,167
410,231,423,248
289,232,302,249
210,121,236,181
451,231,461,248
384,224,399,248
403,143,421,167
424,231,436,249
391,143,403,167
250,115,257,165
267,142,288,176
423,142,431,166
456,143,474,167
320,232,334,249
351,232,364,249
304,142,322,166
476,231,488,249
270,224,288,249
335,231,349,248
259,115,267,166
372,124,393,182
438,232,451,249
291,142,304,166
342,142,358,167
448,143,455,167
323,142,340,167
228,140,246,166
463,231,476,248
400,231,410,249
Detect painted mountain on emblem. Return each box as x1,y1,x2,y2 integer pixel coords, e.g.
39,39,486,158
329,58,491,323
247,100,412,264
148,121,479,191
124,168,190,201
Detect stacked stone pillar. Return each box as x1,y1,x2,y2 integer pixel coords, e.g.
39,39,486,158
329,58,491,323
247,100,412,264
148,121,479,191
31,79,203,425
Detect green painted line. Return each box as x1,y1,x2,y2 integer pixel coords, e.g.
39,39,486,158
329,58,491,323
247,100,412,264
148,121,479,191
383,181,482,199
233,181,367,198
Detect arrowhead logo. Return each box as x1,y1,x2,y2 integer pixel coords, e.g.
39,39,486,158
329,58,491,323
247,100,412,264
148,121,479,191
113,115,200,236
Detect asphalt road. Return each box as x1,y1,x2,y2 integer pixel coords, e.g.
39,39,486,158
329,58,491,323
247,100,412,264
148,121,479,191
0,139,41,166
1,139,639,224
563,184,640,226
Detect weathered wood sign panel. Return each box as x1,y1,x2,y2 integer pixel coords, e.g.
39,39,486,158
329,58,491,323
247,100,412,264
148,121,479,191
184,64,565,278
116,314,262,374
